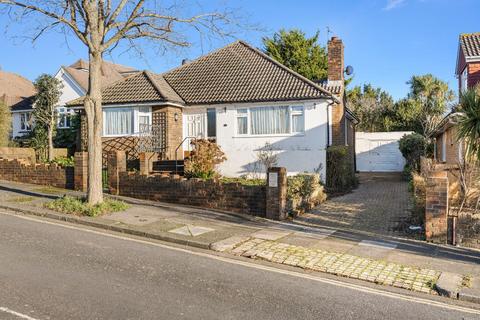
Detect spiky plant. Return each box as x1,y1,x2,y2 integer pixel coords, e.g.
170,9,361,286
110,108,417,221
457,88,480,161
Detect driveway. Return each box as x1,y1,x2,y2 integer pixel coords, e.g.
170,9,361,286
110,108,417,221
299,173,415,237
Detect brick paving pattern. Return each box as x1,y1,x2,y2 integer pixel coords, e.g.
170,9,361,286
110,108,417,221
227,238,439,294
301,173,413,236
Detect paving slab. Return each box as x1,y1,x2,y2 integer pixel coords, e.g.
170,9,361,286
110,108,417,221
279,234,323,248
435,272,463,298
358,240,397,250
211,236,251,252
347,245,392,260
251,229,291,241
459,278,480,304
309,237,357,253
169,225,215,237
105,207,178,226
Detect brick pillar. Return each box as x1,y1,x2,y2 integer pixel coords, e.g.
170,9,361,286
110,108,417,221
139,152,157,175
266,167,288,220
74,152,88,192
108,150,126,195
425,170,449,243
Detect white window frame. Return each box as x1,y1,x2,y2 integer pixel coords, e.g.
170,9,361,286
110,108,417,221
234,105,305,137
102,106,152,137
344,119,348,146
20,112,32,132
441,133,447,162
236,108,248,135
57,107,71,129
460,66,468,92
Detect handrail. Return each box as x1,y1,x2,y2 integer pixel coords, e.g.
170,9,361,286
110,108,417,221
175,136,197,174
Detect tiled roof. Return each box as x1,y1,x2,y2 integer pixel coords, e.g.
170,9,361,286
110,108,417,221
316,81,343,95
0,70,35,111
162,41,334,105
460,33,480,58
63,59,138,91
68,71,184,106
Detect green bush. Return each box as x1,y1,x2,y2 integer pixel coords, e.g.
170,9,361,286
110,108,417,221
399,133,426,176
50,156,74,167
326,146,357,193
220,177,265,186
184,139,226,179
45,196,129,217
287,173,326,215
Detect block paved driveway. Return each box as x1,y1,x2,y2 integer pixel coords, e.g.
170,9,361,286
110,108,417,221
298,173,415,238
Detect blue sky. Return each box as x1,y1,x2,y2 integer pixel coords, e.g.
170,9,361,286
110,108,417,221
0,0,478,100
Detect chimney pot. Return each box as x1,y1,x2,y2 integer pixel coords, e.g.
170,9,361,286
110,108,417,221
181,59,189,65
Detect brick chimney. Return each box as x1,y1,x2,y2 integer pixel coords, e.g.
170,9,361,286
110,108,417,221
327,36,344,85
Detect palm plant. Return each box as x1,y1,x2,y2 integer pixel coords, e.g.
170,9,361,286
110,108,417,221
457,88,480,161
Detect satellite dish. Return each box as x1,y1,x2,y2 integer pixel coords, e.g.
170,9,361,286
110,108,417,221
345,65,354,76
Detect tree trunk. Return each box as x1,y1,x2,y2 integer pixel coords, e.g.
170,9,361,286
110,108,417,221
84,50,104,205
47,124,54,162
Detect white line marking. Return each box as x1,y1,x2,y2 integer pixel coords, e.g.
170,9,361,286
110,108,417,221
2,211,480,316
359,240,398,250
0,307,39,320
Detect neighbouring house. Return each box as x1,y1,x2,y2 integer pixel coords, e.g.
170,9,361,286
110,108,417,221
69,37,358,179
431,32,480,164
0,69,36,138
11,59,138,138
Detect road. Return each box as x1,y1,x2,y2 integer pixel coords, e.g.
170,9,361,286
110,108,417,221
0,211,478,320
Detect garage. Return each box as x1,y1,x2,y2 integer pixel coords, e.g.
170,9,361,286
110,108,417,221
355,132,412,172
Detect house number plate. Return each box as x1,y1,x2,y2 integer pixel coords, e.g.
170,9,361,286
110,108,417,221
268,172,278,188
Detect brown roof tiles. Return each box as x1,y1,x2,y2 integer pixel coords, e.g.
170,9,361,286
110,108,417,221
460,33,480,58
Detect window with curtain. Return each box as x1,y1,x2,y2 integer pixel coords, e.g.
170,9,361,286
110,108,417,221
104,108,134,136
291,106,304,133
236,109,248,135
20,112,32,131
250,106,290,135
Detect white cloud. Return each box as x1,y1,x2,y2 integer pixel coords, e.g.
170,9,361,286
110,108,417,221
384,0,406,10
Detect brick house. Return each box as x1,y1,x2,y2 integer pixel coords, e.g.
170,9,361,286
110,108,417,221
69,37,358,179
432,32,480,164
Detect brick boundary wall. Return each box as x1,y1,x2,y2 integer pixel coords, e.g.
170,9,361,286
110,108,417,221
108,151,288,219
425,170,449,243
0,158,74,189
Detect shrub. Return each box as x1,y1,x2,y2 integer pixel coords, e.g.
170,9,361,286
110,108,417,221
45,196,129,217
50,156,74,167
399,133,426,176
326,146,357,193
220,177,265,186
184,139,226,179
287,173,326,215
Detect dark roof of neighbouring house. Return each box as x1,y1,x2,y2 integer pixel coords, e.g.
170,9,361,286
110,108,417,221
460,33,480,58
68,71,185,106
0,70,36,111
63,59,138,91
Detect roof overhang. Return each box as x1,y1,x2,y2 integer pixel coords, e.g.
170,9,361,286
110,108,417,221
70,101,185,110
430,112,463,138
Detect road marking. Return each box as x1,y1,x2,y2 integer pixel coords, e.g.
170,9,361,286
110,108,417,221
359,240,398,250
3,211,480,316
0,307,39,320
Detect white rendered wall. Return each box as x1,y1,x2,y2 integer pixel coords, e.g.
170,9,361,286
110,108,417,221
183,100,329,180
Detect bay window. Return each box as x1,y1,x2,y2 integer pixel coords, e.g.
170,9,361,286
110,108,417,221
236,105,304,135
103,106,152,136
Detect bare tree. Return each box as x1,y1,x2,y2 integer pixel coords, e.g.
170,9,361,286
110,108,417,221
0,1,238,204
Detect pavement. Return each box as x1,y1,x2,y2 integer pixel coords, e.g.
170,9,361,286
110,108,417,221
0,179,480,303
1,211,480,319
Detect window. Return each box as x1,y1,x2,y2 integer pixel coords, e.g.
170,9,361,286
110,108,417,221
291,106,304,133
57,107,71,129
207,108,217,137
236,105,304,136
20,112,32,131
236,109,248,135
102,106,152,136
104,108,134,136
460,67,468,92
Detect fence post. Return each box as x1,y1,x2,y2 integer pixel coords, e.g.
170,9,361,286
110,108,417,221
266,167,288,220
74,152,88,192
139,152,157,175
108,150,126,195
425,170,449,243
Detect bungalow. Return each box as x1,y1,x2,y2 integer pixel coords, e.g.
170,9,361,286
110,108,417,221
432,32,480,164
69,37,358,179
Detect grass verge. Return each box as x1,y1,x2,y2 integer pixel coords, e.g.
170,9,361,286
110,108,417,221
45,196,129,217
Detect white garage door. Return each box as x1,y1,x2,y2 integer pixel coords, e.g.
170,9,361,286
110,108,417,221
355,132,412,172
